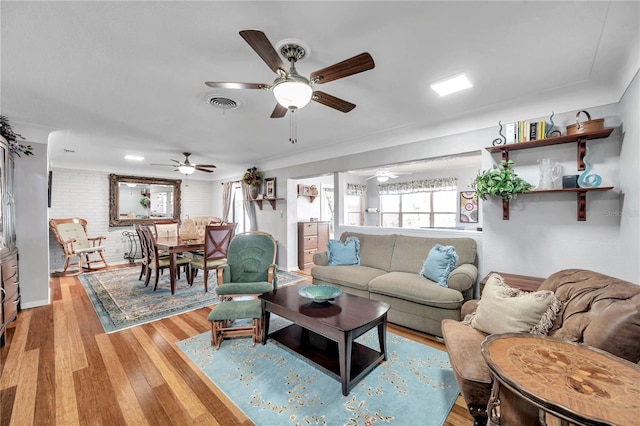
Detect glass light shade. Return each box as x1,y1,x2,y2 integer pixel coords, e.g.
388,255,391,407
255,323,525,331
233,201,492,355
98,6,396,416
273,77,313,109
178,165,195,175
377,176,389,182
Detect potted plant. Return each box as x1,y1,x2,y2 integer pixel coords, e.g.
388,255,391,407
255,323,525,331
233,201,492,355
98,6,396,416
242,167,262,199
471,160,533,201
0,115,34,157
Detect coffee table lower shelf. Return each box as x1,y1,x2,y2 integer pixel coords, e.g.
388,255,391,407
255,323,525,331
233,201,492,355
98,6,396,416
269,323,385,393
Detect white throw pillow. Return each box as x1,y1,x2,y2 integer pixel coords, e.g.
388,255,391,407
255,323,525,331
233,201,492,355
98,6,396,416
465,273,561,335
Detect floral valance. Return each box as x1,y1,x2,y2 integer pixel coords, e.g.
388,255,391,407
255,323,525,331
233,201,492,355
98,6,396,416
346,183,367,196
378,177,457,195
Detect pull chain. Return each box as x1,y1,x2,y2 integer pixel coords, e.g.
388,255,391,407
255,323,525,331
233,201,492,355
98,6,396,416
289,106,298,144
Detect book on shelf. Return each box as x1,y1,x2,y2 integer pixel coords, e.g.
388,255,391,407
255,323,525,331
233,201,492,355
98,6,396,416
504,120,548,143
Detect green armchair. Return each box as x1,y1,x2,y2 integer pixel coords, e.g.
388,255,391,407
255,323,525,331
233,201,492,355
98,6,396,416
215,231,278,298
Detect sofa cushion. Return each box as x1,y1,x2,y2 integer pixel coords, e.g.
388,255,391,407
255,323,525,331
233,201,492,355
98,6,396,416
341,232,396,272
368,271,464,309
419,244,458,287
390,235,477,273
327,236,360,266
466,274,561,335
310,265,386,291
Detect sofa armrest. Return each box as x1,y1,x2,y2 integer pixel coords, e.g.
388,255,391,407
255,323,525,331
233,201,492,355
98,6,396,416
313,251,328,266
461,299,480,318
447,263,478,293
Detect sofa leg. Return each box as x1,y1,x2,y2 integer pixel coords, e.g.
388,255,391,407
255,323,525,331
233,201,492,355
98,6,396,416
473,416,487,426
468,406,488,426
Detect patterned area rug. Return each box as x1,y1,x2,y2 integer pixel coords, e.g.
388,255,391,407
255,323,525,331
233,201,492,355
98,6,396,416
177,325,460,425
79,267,306,333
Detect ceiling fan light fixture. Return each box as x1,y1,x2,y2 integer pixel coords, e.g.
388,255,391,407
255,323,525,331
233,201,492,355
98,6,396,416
272,75,313,109
377,175,389,182
178,165,196,175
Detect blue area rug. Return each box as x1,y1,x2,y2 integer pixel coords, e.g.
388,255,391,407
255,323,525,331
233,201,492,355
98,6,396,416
177,324,460,425
79,267,306,333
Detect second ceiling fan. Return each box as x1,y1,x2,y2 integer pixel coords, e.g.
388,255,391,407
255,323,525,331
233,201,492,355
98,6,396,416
205,29,375,143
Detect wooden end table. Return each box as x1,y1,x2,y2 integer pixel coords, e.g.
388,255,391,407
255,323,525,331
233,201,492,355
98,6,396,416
480,271,545,294
259,284,390,396
482,333,640,426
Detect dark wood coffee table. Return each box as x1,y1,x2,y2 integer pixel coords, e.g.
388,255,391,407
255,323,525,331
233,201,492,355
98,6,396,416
259,284,390,396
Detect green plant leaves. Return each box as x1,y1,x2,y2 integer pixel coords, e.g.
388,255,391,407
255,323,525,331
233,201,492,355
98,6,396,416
471,160,533,201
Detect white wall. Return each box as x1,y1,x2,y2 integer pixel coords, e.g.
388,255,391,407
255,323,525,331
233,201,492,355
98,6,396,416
48,169,216,271
14,142,50,308
480,98,638,283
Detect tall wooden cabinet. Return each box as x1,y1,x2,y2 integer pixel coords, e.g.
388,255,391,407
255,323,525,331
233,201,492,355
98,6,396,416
0,136,19,347
298,221,330,270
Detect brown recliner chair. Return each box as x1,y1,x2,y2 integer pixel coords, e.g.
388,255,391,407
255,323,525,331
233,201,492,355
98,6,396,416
442,269,640,426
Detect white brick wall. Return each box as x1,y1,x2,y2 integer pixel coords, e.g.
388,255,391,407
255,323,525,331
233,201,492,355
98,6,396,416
49,168,217,271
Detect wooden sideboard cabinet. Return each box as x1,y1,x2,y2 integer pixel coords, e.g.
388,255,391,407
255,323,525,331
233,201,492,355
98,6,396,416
0,135,19,347
298,221,330,270
1,248,19,345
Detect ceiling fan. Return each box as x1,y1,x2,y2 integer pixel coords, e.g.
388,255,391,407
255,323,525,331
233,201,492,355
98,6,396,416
365,170,411,182
205,29,375,143
151,152,216,175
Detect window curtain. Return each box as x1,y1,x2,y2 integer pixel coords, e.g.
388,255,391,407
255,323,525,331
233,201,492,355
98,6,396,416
346,183,367,196
378,177,457,195
221,181,233,223
241,182,258,231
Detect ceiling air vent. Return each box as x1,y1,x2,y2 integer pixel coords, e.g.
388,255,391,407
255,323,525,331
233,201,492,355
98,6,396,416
207,95,238,110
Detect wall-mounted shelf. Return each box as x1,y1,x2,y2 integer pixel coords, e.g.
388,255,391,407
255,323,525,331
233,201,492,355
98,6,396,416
487,127,616,221
252,198,283,210
502,187,614,221
486,128,614,171
297,194,317,203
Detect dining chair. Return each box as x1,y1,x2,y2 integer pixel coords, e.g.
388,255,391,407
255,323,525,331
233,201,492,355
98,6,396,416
134,224,149,280
154,221,179,238
140,225,191,290
189,223,236,292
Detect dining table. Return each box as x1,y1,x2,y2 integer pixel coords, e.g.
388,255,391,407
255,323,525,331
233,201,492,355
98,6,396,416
155,236,204,294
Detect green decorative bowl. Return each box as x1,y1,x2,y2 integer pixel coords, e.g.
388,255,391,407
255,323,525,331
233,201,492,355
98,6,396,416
298,285,342,302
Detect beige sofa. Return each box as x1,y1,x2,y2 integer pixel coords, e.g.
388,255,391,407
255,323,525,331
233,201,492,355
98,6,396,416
442,269,640,425
189,216,222,235
311,232,478,337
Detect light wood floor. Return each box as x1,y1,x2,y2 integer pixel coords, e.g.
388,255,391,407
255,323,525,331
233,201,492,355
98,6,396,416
0,265,472,425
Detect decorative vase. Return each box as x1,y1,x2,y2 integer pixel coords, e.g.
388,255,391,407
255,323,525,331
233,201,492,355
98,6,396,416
250,185,259,199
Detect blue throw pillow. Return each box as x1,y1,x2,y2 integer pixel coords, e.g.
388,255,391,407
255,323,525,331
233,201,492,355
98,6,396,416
327,237,360,266
419,244,459,287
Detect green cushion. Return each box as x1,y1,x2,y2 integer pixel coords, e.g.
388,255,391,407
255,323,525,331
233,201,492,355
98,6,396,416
157,257,191,268
191,258,227,269
215,281,274,296
207,300,262,321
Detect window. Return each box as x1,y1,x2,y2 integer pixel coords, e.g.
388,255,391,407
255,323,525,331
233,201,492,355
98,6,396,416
231,183,250,233
379,178,457,229
346,183,366,226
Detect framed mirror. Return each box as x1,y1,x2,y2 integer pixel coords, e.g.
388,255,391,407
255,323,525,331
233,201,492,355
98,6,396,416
109,174,181,227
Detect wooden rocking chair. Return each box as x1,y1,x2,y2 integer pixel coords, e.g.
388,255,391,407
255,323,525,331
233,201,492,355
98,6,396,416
49,218,108,274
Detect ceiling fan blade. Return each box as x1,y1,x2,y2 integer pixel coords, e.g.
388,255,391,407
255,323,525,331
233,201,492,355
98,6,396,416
195,164,216,169
195,166,215,173
150,163,176,167
365,176,377,180
312,91,356,113
310,52,375,84
239,29,287,74
204,82,269,90
270,103,288,118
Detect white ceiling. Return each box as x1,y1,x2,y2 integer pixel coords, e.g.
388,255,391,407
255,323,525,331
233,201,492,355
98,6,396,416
2,1,638,180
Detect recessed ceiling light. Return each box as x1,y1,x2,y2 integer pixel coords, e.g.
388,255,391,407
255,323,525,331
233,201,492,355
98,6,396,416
125,155,144,161
430,73,472,97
